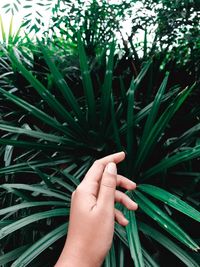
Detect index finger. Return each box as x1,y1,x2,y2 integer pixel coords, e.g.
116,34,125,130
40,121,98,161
84,151,125,183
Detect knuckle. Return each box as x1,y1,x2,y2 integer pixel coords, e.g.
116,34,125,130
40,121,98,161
71,191,75,199
75,184,82,192
93,159,102,167
118,195,123,203
74,185,82,195
74,183,87,195
94,159,100,165
102,174,116,188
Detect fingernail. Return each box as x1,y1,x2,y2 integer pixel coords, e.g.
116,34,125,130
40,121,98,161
131,181,136,186
128,200,138,210
124,218,129,224
117,151,126,157
107,162,117,175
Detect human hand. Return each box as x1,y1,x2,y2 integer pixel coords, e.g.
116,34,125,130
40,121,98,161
55,152,138,267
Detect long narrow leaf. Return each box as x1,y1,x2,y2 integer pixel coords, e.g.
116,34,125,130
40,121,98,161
119,85,180,135
142,249,159,267
11,223,67,267
168,122,200,149
126,79,136,177
134,84,195,174
135,73,169,171
139,222,199,267
118,240,125,267
133,190,199,251
134,60,152,90
125,210,144,267
100,41,115,128
0,245,30,265
0,138,65,151
0,184,69,201
40,44,87,129
0,201,66,216
104,243,116,267
0,123,82,147
138,184,200,222
0,15,6,42
0,208,69,239
115,223,159,267
110,93,123,151
8,16,13,44
0,87,72,136
77,32,96,125
9,48,85,136
143,145,200,179
0,158,71,175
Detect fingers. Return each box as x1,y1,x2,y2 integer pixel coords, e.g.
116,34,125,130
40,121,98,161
84,152,125,183
114,189,138,226
117,175,136,190
97,162,117,208
115,209,129,226
95,151,125,166
115,190,138,210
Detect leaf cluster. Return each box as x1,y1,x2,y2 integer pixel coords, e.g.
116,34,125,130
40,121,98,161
0,33,199,266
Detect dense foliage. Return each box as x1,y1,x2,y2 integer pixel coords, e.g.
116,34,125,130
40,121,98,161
0,1,200,266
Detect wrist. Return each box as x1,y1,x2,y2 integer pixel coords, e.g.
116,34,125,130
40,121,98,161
55,242,102,267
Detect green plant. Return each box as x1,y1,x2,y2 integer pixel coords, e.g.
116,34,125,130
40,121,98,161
0,34,199,267
0,15,23,47
1,0,58,34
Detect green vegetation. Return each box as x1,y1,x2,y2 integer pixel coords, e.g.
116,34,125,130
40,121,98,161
0,0,199,266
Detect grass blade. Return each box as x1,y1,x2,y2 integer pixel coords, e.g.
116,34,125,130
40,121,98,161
142,249,159,267
0,208,69,239
134,60,152,90
8,16,13,44
0,15,6,43
133,190,199,251
100,41,115,128
119,86,180,135
0,138,66,151
77,32,96,126
126,79,136,177
104,243,116,267
125,210,144,267
115,223,159,267
118,240,125,267
0,201,66,216
0,184,69,201
0,157,71,175
110,93,123,152
168,122,200,149
9,48,85,136
0,87,72,136
138,184,200,222
11,223,67,267
135,84,195,174
40,43,87,129
0,123,82,147
139,222,199,267
143,145,200,179
134,73,169,171
0,245,29,265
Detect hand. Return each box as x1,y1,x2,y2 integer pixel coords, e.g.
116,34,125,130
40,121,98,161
55,152,138,267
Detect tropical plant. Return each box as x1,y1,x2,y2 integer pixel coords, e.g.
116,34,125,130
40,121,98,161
0,15,23,47
49,0,134,56
1,0,58,34
0,32,200,266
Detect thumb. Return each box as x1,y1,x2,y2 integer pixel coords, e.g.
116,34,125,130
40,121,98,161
97,162,117,208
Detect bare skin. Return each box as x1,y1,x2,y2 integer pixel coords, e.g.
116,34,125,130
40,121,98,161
55,152,138,267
